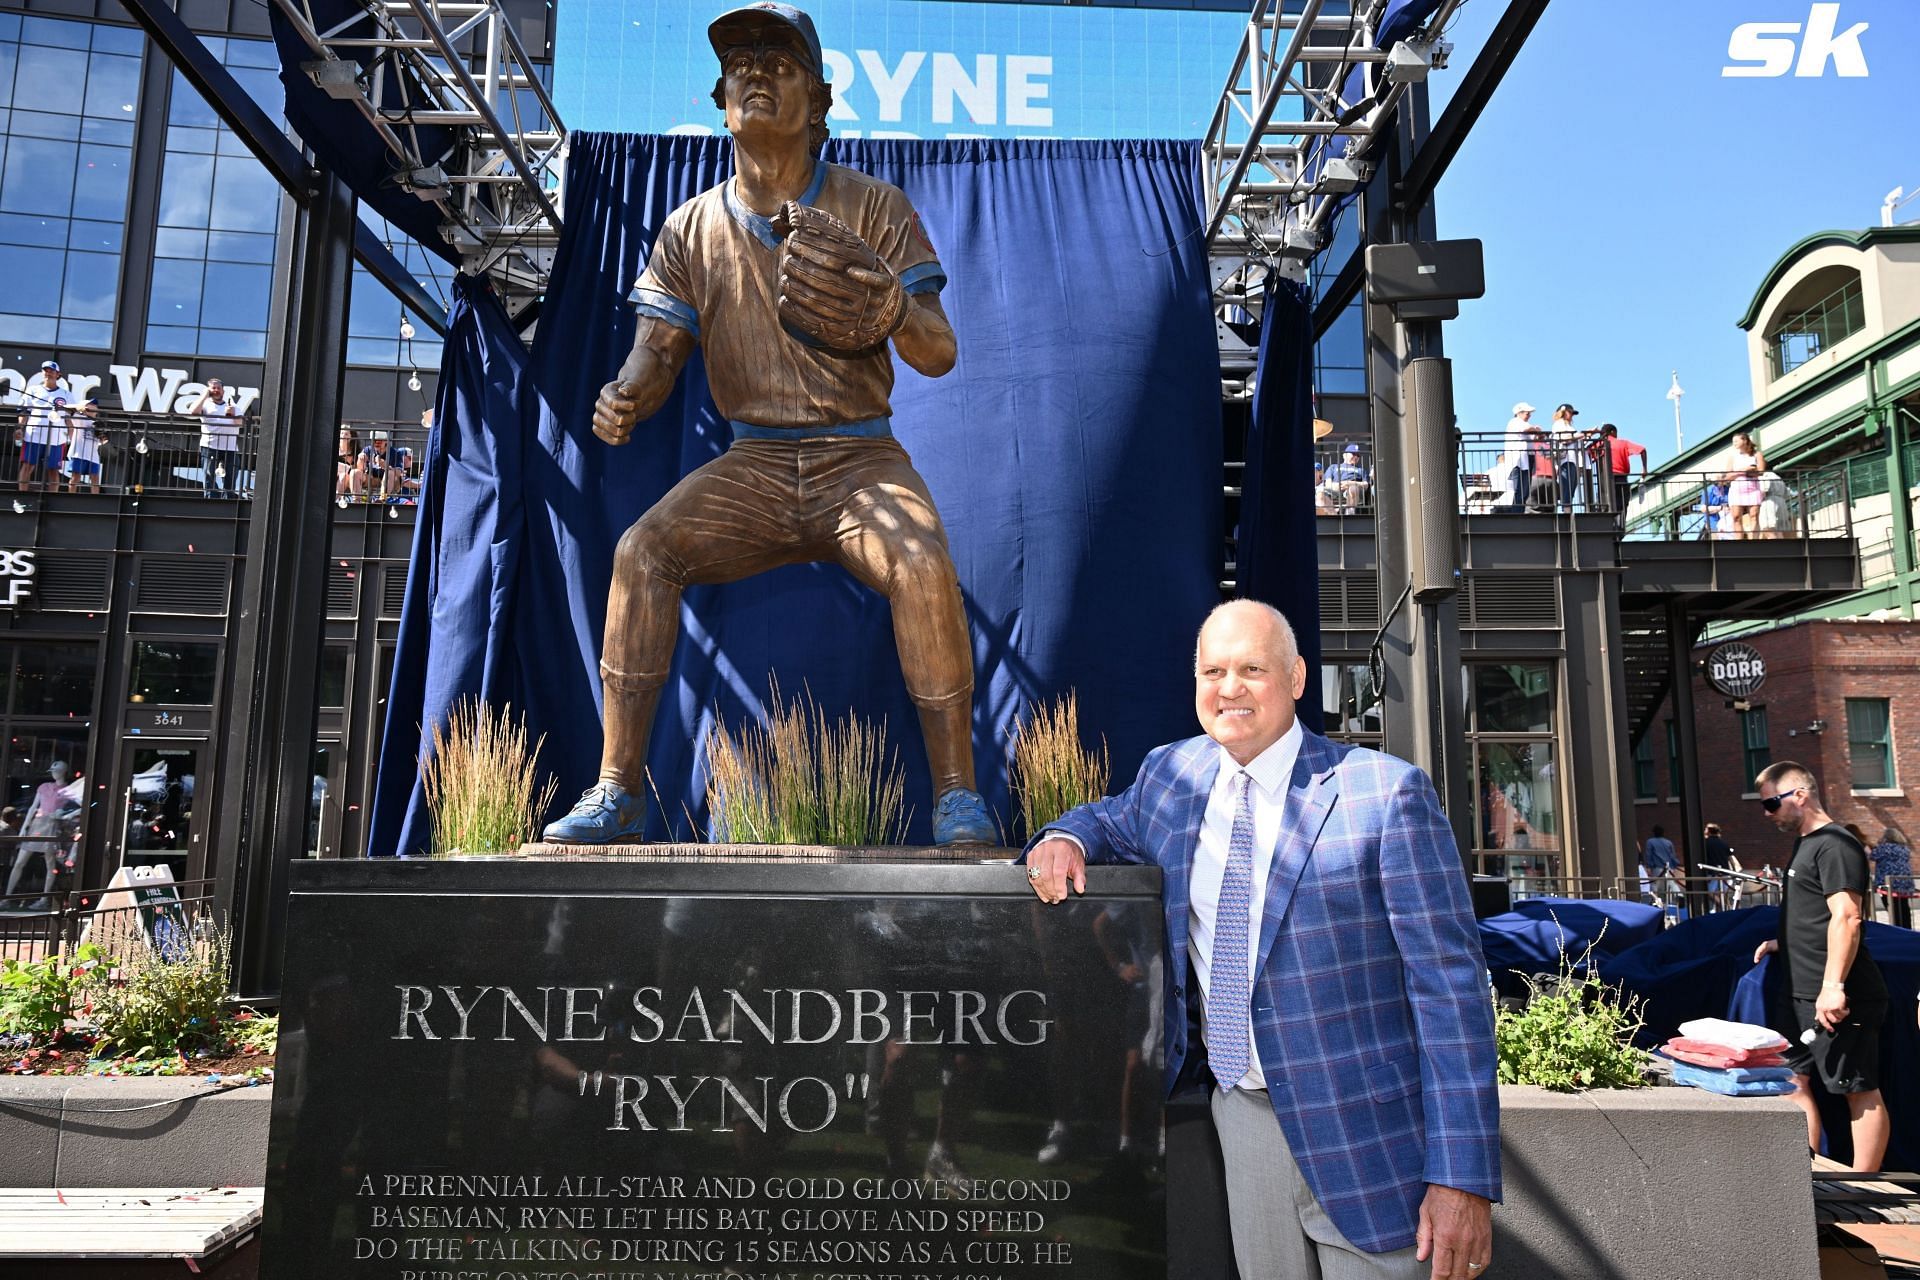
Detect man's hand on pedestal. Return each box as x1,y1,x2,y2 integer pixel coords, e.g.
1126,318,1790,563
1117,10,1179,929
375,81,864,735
1025,835,1086,906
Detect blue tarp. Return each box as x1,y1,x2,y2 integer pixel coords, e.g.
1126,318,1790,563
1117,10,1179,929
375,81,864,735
1477,898,1664,998
371,135,1233,853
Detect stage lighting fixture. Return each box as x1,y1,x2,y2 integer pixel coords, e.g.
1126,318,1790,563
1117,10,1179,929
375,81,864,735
1317,157,1372,195
304,59,365,101
397,164,451,201
1384,39,1437,86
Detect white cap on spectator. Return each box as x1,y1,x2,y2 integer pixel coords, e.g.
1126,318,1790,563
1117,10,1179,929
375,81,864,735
40,360,59,372
1512,401,1536,415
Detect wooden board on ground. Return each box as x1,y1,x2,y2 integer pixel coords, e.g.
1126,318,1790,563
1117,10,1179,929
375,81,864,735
0,1186,262,1259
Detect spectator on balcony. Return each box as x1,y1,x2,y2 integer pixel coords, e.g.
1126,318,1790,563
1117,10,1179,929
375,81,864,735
1501,401,1537,511
1524,424,1559,512
1721,431,1768,540
1550,403,1592,511
1870,825,1912,929
1600,424,1648,515
185,378,242,499
354,432,400,500
15,360,71,493
335,424,359,498
63,399,105,494
1321,441,1368,511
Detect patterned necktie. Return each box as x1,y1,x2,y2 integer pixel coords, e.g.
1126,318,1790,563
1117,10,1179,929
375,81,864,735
1209,770,1256,1089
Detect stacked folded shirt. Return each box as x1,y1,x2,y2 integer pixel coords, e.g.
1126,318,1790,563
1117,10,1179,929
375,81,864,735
1662,1019,1795,1096
1668,1062,1797,1096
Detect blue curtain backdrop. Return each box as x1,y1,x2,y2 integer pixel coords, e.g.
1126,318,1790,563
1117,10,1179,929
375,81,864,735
370,133,1233,853
1239,276,1323,730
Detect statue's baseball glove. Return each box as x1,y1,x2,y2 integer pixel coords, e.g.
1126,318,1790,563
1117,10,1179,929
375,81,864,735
772,201,906,354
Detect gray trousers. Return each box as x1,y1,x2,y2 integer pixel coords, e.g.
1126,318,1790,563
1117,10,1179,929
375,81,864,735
1211,1086,1425,1279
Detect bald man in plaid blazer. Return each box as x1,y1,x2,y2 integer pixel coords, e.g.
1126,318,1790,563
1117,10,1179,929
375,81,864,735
1026,602,1500,1280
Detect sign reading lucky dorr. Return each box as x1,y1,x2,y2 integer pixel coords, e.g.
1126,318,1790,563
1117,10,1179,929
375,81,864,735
1706,642,1767,699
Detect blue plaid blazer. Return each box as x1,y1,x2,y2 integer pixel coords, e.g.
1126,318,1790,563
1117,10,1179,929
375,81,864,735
1043,729,1501,1254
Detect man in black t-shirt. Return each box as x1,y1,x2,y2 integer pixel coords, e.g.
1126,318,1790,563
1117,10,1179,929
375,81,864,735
1751,762,1889,1172
1702,822,1736,908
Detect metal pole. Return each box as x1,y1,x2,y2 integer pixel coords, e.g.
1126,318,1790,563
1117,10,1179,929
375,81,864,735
215,172,356,1000
1370,85,1471,862
1665,600,1705,897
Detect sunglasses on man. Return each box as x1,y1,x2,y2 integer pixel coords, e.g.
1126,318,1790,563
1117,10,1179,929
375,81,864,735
1758,787,1804,813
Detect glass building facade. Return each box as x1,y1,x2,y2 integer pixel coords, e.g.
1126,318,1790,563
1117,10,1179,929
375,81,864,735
0,14,143,349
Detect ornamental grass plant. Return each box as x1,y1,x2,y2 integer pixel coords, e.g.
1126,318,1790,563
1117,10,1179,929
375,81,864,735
420,697,558,855
1009,691,1110,839
705,682,907,846
1495,935,1651,1092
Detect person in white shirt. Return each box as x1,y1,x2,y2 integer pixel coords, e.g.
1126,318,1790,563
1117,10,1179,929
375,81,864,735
1499,402,1535,511
63,399,106,493
184,378,241,499
15,360,71,493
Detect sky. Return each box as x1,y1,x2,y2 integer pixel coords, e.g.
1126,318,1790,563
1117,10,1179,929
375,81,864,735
1430,0,1920,465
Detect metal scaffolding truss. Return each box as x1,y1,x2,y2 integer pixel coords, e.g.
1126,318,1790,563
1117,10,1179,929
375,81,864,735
272,0,567,310
1203,0,1465,376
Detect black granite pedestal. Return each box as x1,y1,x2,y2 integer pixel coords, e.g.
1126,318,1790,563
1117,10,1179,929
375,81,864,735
261,852,1169,1280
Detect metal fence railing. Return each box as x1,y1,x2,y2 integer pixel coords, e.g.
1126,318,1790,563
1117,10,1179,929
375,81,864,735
1621,467,1854,543
1313,432,1856,544
4,411,430,504
0,877,218,965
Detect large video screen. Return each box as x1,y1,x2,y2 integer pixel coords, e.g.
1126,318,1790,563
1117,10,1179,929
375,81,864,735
555,0,1245,140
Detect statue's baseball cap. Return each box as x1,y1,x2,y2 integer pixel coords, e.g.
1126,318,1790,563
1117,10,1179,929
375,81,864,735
708,4,824,79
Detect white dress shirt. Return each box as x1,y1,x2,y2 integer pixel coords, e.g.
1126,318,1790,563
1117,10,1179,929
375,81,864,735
1189,718,1302,1091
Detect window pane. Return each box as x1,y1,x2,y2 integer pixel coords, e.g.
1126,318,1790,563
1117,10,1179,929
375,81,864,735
148,255,204,327
128,640,218,705
0,242,62,316
319,645,349,709
208,157,279,232
0,135,76,217
1846,698,1893,790
67,217,122,252
56,317,111,347
1633,736,1655,799
202,259,271,331
1473,663,1554,733
1475,742,1559,852
89,24,146,56
0,212,65,246
155,148,214,229
13,44,87,111
1741,707,1771,783
207,229,274,263
4,725,90,829
70,143,133,220
1321,661,1382,736
10,641,97,716
0,311,57,343
81,51,140,118
59,248,117,321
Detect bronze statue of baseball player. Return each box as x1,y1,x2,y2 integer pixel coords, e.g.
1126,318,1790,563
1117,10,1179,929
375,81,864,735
544,2,994,846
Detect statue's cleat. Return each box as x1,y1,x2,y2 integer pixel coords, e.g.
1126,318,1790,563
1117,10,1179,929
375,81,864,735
931,787,996,846
542,781,648,844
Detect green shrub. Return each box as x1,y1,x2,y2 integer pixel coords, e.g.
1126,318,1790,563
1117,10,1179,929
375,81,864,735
1008,691,1110,839
705,681,907,846
228,1009,277,1056
1495,942,1651,1092
420,697,559,855
0,944,103,1042
92,927,232,1060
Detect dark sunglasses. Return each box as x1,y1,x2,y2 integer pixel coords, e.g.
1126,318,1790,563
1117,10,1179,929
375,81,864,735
1759,787,1803,813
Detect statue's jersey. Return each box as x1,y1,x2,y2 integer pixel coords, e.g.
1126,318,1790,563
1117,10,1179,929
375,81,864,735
630,161,947,429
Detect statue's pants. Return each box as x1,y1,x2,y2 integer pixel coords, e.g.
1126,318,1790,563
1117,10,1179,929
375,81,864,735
599,435,975,797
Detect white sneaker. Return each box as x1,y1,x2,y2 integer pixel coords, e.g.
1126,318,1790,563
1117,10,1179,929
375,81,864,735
1037,1120,1070,1164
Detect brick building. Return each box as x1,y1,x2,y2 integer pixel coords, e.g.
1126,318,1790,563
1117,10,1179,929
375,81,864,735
1635,620,1920,871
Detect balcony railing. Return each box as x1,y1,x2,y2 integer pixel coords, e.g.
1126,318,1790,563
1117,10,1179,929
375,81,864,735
1622,467,1854,543
1312,433,1855,544
4,412,429,504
